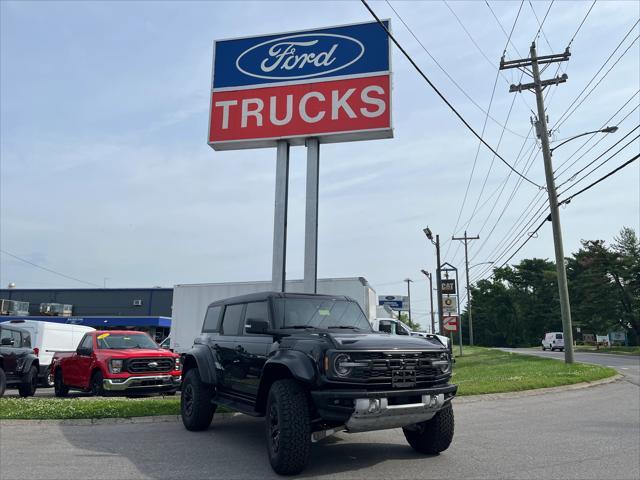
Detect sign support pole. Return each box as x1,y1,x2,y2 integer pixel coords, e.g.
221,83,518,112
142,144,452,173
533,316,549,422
303,138,320,293
455,267,462,356
272,140,290,292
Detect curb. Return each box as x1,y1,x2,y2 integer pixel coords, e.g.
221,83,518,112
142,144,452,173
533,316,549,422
454,373,623,404
1,374,622,425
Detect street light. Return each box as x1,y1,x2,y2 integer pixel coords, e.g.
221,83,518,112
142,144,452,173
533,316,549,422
547,125,617,364
420,269,435,334
404,278,413,324
423,226,442,333
550,126,618,155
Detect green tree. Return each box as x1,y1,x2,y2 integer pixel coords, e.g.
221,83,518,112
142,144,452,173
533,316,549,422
397,313,421,331
611,227,640,342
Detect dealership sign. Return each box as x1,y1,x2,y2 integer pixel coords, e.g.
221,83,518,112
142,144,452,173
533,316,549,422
378,295,409,311
209,20,392,150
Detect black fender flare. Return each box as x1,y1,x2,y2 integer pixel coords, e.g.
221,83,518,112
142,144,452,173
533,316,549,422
182,344,218,385
255,350,317,413
22,356,39,376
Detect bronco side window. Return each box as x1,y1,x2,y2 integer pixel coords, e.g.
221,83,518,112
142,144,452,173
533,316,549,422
202,305,222,333
221,304,244,336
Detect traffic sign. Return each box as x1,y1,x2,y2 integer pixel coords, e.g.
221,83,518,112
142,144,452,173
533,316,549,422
443,316,458,332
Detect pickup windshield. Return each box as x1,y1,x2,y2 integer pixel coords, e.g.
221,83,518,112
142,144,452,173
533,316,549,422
96,333,158,350
273,298,372,331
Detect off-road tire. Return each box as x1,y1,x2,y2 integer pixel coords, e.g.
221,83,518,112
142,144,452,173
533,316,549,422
265,379,311,475
0,367,6,398
90,371,105,396
403,403,455,455
54,369,69,397
181,368,216,431
18,366,38,397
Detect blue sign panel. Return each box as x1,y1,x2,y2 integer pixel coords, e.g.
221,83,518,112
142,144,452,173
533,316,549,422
213,20,390,89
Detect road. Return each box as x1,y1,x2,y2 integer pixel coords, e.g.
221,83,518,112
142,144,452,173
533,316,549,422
500,348,640,386
2,379,639,480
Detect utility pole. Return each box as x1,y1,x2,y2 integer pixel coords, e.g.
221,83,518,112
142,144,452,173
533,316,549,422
420,269,435,334
404,278,413,325
452,231,479,346
500,42,575,364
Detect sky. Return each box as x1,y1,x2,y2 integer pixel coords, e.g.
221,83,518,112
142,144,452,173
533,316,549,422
1,0,639,328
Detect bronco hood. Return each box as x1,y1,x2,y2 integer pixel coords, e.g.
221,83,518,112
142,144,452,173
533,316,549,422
327,332,445,350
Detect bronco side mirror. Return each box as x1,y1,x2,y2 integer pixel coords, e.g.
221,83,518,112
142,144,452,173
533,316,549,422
245,318,270,335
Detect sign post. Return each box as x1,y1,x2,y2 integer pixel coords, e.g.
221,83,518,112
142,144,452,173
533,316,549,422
440,262,463,356
208,21,393,293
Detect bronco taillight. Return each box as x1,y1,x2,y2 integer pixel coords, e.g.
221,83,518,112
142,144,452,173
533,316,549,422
33,347,39,357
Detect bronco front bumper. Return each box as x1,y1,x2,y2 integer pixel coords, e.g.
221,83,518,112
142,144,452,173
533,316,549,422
311,384,457,432
103,375,181,392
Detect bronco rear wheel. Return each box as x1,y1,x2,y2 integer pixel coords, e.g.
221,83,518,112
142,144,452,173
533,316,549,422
403,403,455,455
18,366,38,397
265,379,311,475
181,368,216,431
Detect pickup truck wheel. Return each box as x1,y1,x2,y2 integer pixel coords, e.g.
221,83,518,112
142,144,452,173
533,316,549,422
54,370,69,397
265,379,311,475
43,367,55,388
403,403,454,455
0,367,6,398
90,371,105,396
18,366,38,397
181,369,216,431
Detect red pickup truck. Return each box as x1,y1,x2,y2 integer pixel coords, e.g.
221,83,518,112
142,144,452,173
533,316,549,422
50,330,181,396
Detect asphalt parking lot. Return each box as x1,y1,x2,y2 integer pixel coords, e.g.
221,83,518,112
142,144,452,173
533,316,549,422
2,378,638,480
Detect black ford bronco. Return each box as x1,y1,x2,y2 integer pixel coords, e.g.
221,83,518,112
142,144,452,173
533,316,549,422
180,292,457,475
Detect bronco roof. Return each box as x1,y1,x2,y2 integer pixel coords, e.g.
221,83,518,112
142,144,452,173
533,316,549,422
207,291,352,308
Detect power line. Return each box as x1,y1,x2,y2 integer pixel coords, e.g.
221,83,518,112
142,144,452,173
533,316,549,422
360,0,543,190
558,131,640,193
558,154,640,206
0,249,102,288
385,0,528,139
567,0,597,48
553,90,640,176
552,20,640,131
529,0,554,52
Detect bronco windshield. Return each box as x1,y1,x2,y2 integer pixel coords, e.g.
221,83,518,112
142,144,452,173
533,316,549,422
273,298,372,331
96,333,158,350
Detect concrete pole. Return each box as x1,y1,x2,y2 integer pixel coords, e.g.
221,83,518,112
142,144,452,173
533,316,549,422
435,235,443,334
272,140,290,292
303,138,320,294
530,42,575,363
428,272,435,334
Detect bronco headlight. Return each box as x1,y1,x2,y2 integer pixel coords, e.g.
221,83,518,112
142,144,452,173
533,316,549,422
109,359,123,374
333,353,352,377
434,352,452,374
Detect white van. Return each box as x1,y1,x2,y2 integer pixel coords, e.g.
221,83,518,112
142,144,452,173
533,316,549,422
4,320,94,386
542,332,564,351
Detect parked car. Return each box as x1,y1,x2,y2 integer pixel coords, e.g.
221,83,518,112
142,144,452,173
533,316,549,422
2,319,94,387
50,330,181,397
180,292,456,475
542,332,565,351
0,323,39,397
373,318,452,354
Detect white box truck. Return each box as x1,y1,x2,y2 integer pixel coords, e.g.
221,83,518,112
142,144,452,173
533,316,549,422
170,277,377,353
2,319,94,386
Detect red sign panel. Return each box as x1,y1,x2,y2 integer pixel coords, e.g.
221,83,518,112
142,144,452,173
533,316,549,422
443,316,458,333
210,75,390,149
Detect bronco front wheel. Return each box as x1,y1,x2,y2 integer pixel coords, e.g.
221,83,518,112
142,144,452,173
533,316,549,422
403,403,455,455
181,368,216,431
265,379,311,475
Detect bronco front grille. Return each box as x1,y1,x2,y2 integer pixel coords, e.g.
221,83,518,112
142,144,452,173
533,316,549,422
126,357,174,373
343,351,443,383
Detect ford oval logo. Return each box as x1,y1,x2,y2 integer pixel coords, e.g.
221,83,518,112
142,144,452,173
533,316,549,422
236,33,365,81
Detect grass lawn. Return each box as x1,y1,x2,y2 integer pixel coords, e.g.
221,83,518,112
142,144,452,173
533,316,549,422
452,346,617,396
574,346,640,356
0,396,182,420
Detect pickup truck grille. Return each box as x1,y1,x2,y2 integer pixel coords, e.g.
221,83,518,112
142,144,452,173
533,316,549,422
346,351,443,383
126,357,174,373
